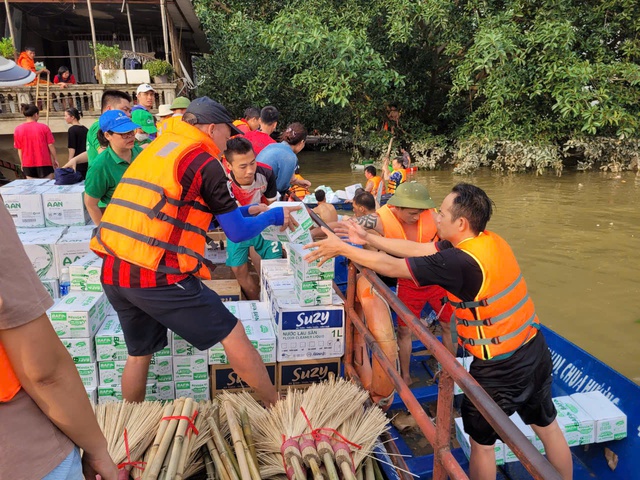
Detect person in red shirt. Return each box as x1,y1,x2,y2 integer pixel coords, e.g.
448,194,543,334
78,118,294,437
14,103,58,179
53,66,76,87
243,105,279,155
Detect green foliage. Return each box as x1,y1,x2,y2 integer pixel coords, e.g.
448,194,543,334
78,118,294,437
193,0,640,173
91,43,122,70
145,60,173,78
0,38,15,59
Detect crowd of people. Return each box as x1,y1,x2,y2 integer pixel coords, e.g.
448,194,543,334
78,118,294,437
2,52,572,479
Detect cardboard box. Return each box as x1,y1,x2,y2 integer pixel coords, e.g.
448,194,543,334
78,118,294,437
454,417,504,465
203,279,242,302
62,337,96,364
260,259,292,301
97,383,157,404
175,380,210,401
553,396,596,445
210,363,276,397
86,386,97,404
54,226,95,278
204,246,227,264
42,184,90,227
208,319,276,365
278,358,341,393
76,363,99,388
95,315,128,361
294,278,333,306
69,253,103,292
172,332,207,356
156,381,175,401
207,230,227,243
504,413,544,462
2,184,51,227
1,179,51,189
48,292,107,338
288,243,335,281
261,201,314,243
16,227,66,278
271,291,345,361
571,391,626,442
453,357,473,395
41,278,60,299
149,356,174,382
173,355,209,381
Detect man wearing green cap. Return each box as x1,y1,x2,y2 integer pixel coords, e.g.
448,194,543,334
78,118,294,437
131,109,158,148
350,182,455,382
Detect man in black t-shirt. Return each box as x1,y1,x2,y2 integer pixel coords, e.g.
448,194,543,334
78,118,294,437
306,183,572,480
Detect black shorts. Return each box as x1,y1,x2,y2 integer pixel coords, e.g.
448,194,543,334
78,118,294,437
22,166,54,178
461,332,557,445
103,275,238,356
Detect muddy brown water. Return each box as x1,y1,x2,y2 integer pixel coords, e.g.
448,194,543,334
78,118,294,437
298,149,640,384
1,136,638,383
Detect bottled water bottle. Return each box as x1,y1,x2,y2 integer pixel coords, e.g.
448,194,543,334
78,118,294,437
59,267,71,297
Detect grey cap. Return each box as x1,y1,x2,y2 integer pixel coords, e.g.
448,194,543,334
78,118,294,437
185,96,243,135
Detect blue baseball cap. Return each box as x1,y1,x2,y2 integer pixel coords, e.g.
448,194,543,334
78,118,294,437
99,109,139,133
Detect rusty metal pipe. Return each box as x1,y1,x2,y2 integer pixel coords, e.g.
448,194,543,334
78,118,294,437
356,265,562,480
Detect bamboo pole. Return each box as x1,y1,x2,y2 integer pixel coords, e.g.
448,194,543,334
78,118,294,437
208,417,240,480
159,0,169,62
144,398,185,480
299,434,324,480
125,2,136,54
223,400,252,480
166,397,195,479
174,401,197,480
207,439,232,480
240,410,259,478
315,434,340,480
372,457,384,480
203,447,216,480
3,0,16,60
144,402,175,479
86,0,100,81
45,72,50,125
364,458,375,480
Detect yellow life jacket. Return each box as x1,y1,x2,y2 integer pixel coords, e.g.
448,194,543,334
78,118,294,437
377,204,438,243
90,121,219,279
0,342,21,402
446,231,540,360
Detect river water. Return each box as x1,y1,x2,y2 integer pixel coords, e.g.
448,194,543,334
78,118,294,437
299,149,640,384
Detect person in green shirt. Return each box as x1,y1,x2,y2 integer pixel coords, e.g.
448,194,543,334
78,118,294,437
84,110,141,225
131,109,157,149
64,90,132,170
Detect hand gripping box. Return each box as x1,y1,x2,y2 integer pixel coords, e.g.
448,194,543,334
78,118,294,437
69,252,103,292
288,243,335,281
271,291,344,361
48,292,108,338
260,201,315,243
42,184,90,227
1,184,51,228
208,319,276,365
552,396,595,446
570,391,626,442
16,227,66,279
54,225,95,278
210,363,277,399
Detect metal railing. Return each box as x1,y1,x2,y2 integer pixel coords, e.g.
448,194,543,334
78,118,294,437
343,262,562,480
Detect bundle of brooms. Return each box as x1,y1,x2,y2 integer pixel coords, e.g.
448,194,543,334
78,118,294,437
94,377,390,480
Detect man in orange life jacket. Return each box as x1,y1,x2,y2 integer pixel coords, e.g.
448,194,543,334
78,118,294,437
232,106,260,135
306,183,572,480
363,165,386,196
91,97,299,407
349,182,455,386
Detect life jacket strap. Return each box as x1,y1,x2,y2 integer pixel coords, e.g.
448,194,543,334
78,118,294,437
459,312,538,347
456,293,531,327
446,273,523,309
119,177,211,213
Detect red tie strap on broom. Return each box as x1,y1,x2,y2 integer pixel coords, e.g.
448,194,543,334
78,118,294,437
118,428,147,471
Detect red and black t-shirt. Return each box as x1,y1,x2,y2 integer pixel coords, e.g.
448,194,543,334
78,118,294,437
101,149,237,288
228,163,277,206
243,130,276,156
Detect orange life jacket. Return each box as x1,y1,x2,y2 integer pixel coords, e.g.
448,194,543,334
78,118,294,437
290,174,310,198
0,342,21,402
157,115,183,136
232,119,250,134
369,175,386,195
445,231,540,360
387,168,407,194
377,204,438,243
90,120,217,279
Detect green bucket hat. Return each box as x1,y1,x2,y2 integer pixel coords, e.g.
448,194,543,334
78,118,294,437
131,109,157,134
170,96,191,110
387,182,436,210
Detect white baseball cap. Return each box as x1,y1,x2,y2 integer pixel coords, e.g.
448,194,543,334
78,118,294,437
136,83,155,94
